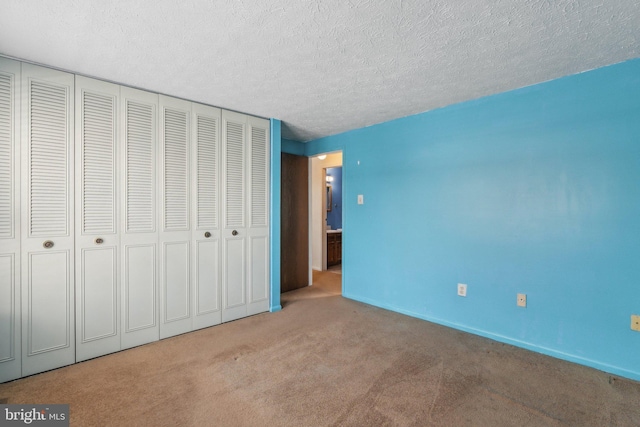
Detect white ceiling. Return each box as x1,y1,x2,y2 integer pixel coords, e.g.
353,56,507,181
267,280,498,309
1,1,639,142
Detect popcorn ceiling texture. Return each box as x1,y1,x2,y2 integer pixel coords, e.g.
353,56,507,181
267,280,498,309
1,0,639,141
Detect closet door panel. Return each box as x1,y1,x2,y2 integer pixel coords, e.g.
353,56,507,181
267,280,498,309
120,86,158,350
75,76,120,362
248,236,268,311
192,103,221,329
0,57,21,383
21,63,75,376
221,111,247,322
28,252,70,353
159,95,192,339
124,244,156,331
163,241,189,321
247,118,270,315
194,240,219,320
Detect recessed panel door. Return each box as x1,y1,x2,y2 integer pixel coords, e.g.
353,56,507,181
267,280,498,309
221,110,247,322
159,95,192,339
120,87,159,349
0,57,21,382
192,103,222,330
21,63,75,376
75,76,120,362
246,117,270,316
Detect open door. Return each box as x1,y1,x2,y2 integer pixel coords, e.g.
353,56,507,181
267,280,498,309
280,153,309,292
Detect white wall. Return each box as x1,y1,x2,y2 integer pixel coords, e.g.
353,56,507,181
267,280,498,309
310,152,342,271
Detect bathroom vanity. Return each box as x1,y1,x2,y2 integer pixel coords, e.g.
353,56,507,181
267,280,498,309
327,230,342,266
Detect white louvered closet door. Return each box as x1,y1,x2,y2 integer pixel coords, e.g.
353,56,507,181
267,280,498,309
20,63,75,377
159,95,192,339
75,76,120,362
0,57,21,383
120,87,159,349
246,116,270,316
192,103,222,330
221,110,248,322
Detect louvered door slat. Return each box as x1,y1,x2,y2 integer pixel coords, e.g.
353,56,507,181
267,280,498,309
225,121,244,228
250,126,267,226
197,115,218,229
163,108,189,230
82,91,116,234
29,80,69,237
126,101,154,232
0,72,13,238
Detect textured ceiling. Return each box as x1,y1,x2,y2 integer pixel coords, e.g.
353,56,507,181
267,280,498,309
1,0,639,142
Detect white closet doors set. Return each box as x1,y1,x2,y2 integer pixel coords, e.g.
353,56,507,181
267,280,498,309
0,57,270,382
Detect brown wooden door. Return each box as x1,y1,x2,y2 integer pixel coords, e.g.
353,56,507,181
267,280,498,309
281,153,309,292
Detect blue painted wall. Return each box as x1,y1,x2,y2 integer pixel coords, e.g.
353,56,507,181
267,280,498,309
326,167,343,229
303,58,640,381
282,138,305,155
269,119,282,312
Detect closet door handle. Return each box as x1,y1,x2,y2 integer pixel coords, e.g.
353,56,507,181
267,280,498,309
204,232,211,238
95,238,104,244
43,240,54,249
231,230,238,236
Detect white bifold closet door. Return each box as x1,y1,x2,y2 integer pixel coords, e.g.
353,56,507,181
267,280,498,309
191,103,222,330
221,111,269,322
159,97,223,337
120,87,159,350
20,63,75,377
246,116,270,317
159,95,192,339
0,57,21,383
74,76,120,362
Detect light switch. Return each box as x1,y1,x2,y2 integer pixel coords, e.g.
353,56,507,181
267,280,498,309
357,194,364,205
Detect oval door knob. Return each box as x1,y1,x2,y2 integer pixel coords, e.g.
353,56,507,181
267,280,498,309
204,232,211,238
43,240,54,249
232,230,238,236
95,238,104,244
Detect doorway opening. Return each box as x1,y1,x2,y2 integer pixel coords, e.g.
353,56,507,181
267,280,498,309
309,151,343,293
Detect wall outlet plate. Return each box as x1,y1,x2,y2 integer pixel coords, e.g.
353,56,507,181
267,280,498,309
632,315,640,332
457,283,467,297
517,293,527,307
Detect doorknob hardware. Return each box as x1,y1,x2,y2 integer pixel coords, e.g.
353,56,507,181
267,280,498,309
204,232,211,238
232,230,238,236
43,240,54,249
95,238,104,244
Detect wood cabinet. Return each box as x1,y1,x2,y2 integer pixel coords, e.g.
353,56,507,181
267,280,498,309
327,231,342,266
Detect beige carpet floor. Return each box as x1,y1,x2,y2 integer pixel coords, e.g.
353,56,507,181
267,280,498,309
1,270,639,426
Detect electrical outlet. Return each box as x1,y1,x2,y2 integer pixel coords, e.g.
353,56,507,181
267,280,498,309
357,194,364,205
632,315,640,332
517,293,527,308
457,283,467,297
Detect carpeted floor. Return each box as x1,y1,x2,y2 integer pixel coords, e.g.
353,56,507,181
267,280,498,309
1,270,639,426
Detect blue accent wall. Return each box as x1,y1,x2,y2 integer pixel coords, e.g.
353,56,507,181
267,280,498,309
269,118,282,312
302,58,640,381
326,167,343,229
282,138,305,155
